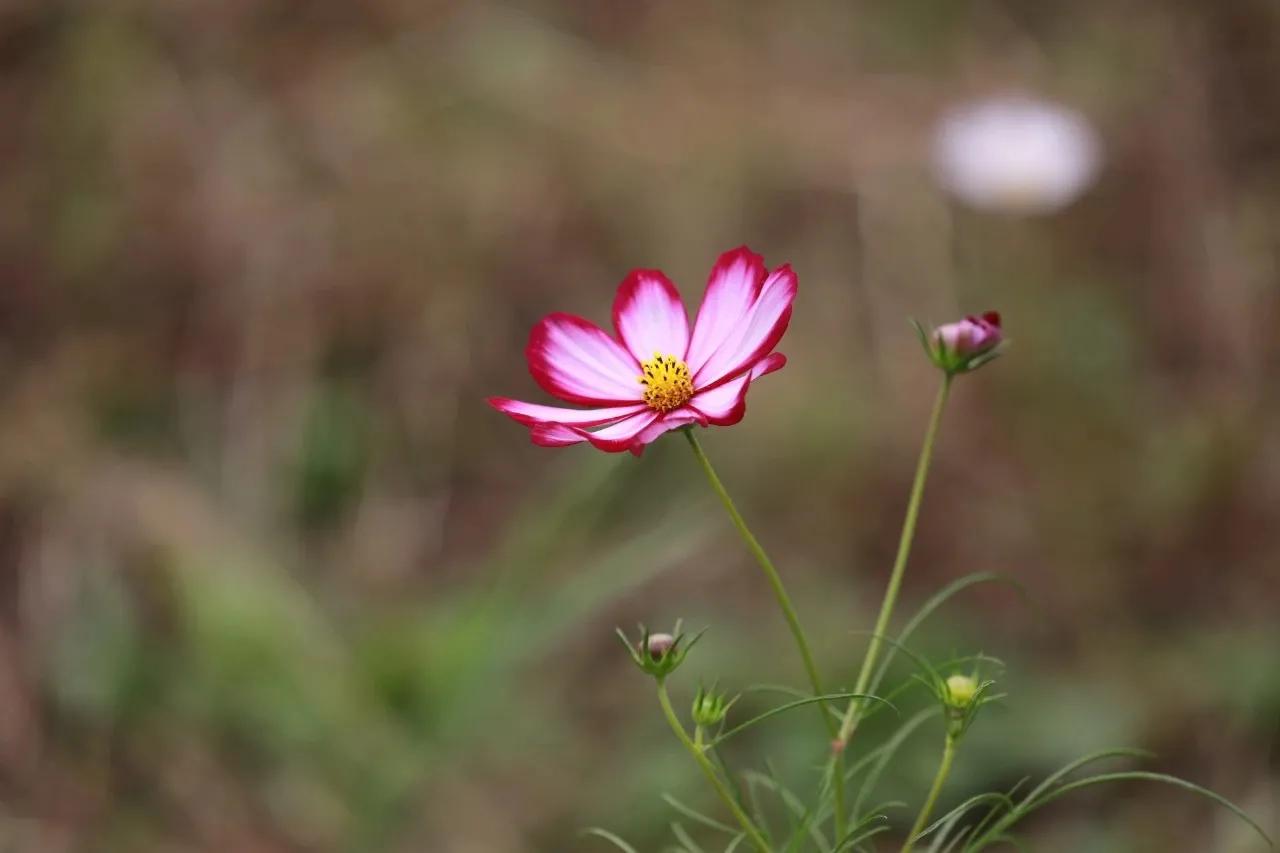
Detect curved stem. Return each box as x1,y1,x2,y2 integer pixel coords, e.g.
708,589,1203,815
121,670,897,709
683,429,846,839
837,375,952,744
657,679,771,853
902,735,957,853
683,430,830,717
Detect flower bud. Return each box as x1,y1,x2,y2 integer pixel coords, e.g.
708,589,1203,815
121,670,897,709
616,623,704,679
644,633,675,660
691,683,737,728
945,674,979,708
915,312,1005,375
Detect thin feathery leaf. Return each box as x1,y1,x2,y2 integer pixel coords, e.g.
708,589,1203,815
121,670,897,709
967,779,1029,842
662,793,737,835
853,631,939,680
1019,747,1154,808
870,572,1023,696
916,792,1016,843
1014,772,1272,850
833,823,892,852
926,803,974,853
744,772,774,844
581,828,640,853
742,683,811,700
670,822,707,853
745,766,830,853
938,824,974,853
712,692,895,747
851,708,940,819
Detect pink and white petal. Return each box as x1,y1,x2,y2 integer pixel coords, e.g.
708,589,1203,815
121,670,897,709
693,265,797,389
631,409,704,450
487,397,647,427
686,352,787,426
749,351,787,379
685,247,767,375
687,373,751,426
530,409,661,454
526,312,644,405
612,269,690,363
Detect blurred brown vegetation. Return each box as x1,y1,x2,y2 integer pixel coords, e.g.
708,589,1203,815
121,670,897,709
0,1,1278,851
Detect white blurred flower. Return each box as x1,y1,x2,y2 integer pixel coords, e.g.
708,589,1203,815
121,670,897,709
932,95,1101,215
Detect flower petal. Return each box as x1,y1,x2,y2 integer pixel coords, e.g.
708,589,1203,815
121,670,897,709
686,247,767,376
693,265,796,389
529,409,661,454
487,397,648,427
526,312,643,405
612,269,690,363
630,410,703,451
749,351,787,379
687,352,788,426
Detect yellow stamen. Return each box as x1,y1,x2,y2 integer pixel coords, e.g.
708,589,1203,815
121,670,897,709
638,353,693,413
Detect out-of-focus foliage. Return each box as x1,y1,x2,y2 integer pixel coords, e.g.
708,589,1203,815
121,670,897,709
0,1,1277,850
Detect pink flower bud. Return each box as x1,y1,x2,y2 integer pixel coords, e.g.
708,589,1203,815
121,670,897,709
935,312,1002,356
926,311,1005,374
644,633,676,660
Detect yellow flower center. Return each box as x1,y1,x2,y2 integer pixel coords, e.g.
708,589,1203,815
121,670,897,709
639,353,693,412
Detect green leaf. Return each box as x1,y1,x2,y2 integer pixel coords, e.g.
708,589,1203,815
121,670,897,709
966,748,1151,846
1015,772,1272,850
870,572,1024,697
744,766,830,853
711,692,895,747
1019,747,1154,808
850,707,940,819
670,822,707,853
853,631,942,692
833,820,892,852
934,824,974,853
968,778,1029,842
662,793,737,835
915,792,1016,845
581,827,640,853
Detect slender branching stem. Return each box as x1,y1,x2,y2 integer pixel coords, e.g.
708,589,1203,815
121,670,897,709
683,428,845,838
657,679,771,852
902,734,958,853
683,430,831,718
837,375,952,744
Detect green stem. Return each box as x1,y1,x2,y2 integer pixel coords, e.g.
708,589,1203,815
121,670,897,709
657,679,771,852
902,735,957,853
683,430,830,717
683,429,846,841
837,375,952,744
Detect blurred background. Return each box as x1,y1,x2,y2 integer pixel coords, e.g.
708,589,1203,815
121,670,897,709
1,1,1278,850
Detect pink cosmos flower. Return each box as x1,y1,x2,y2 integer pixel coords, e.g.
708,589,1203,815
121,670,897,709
488,246,797,455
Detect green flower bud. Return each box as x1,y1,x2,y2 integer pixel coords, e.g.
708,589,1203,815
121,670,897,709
691,683,737,728
945,674,978,708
